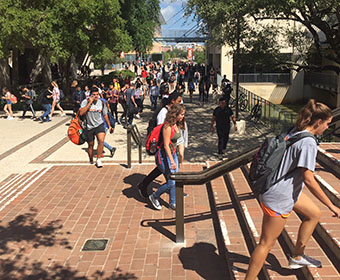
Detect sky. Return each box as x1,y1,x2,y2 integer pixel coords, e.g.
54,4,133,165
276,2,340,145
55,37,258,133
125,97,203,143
160,0,196,33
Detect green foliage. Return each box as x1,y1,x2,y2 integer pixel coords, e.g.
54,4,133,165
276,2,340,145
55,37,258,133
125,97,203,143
97,69,136,85
92,48,117,71
120,0,160,54
186,0,340,70
193,50,205,64
165,49,187,60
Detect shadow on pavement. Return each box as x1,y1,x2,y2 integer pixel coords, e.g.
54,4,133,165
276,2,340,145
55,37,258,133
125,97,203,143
0,207,71,255
0,208,137,279
178,242,229,279
122,173,162,203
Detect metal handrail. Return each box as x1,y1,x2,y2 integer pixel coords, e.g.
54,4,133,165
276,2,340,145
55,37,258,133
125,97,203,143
171,106,340,242
126,124,142,168
170,147,259,243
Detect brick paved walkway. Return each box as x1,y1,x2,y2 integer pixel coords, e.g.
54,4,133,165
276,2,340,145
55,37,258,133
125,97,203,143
0,163,231,279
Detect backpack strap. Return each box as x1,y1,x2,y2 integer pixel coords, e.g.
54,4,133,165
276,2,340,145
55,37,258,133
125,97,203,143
285,131,318,147
272,132,317,186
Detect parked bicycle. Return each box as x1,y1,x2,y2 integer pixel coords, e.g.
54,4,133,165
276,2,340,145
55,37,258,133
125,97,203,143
247,100,262,123
230,91,248,111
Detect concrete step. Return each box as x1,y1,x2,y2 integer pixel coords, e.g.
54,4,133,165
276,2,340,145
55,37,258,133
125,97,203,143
240,165,340,279
318,144,340,177
315,163,340,208
224,168,300,279
208,175,249,279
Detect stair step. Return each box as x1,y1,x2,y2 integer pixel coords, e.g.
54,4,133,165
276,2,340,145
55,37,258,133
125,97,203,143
318,145,340,177
209,175,249,279
226,168,299,279
315,163,340,207
298,189,340,273
241,165,340,279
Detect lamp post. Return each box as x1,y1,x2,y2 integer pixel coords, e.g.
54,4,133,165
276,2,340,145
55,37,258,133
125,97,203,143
235,18,240,120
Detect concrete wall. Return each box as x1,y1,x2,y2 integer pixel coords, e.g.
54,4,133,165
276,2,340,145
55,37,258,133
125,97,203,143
207,43,233,80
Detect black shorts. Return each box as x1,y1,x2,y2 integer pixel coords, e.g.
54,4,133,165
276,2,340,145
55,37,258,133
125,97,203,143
85,123,105,143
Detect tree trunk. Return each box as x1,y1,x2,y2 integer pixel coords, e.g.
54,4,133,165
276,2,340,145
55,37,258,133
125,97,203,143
41,56,52,85
0,58,11,88
59,58,71,96
30,54,52,85
336,74,340,141
12,48,19,90
70,54,78,80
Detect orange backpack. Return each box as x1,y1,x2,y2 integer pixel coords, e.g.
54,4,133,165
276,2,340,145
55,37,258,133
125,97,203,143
67,112,86,145
10,94,17,104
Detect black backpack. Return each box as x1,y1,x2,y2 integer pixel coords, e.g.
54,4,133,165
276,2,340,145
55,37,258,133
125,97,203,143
249,130,317,195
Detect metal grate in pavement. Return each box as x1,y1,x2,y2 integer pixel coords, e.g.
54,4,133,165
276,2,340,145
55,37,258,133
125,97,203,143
82,239,109,251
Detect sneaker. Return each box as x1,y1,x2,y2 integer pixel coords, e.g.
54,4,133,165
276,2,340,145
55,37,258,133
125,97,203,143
289,255,322,269
218,154,223,160
110,147,116,158
149,194,162,210
61,113,67,117
96,158,103,168
89,159,94,165
7,116,14,120
169,203,176,210
135,114,140,119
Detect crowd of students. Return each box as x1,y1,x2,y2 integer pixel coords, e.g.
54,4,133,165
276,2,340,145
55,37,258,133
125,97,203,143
1,60,340,277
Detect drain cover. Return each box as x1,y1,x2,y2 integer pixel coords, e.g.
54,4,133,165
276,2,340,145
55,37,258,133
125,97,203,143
82,239,108,251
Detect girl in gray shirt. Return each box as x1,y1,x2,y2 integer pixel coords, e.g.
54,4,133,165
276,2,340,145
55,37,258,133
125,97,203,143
246,100,340,279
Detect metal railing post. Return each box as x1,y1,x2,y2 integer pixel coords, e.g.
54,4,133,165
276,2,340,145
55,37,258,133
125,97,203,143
127,127,132,168
176,182,185,243
138,141,142,164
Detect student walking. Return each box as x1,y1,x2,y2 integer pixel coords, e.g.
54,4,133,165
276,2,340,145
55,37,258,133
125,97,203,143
210,98,237,160
79,87,113,168
148,103,186,211
245,100,340,279
50,81,66,117
138,92,184,198
2,87,14,120
20,87,36,119
36,87,53,122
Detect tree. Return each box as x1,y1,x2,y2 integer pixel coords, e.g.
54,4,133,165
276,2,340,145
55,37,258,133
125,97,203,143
120,0,161,55
193,49,205,64
0,0,132,92
186,0,340,72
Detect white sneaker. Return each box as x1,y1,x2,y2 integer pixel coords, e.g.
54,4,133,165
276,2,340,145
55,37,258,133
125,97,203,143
149,194,162,210
289,254,322,269
135,114,140,119
96,158,103,168
61,113,67,117
7,116,14,120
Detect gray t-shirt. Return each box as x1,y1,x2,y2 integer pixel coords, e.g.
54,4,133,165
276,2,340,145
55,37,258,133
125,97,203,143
26,90,34,105
80,99,108,130
260,130,317,214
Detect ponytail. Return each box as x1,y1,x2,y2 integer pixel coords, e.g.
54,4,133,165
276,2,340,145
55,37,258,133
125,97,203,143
295,99,332,131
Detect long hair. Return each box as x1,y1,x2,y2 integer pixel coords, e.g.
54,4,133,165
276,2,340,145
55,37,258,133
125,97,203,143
165,103,185,130
51,81,58,88
295,99,332,131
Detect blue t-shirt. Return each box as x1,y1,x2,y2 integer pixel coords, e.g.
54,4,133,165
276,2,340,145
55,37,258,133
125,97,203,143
260,130,317,214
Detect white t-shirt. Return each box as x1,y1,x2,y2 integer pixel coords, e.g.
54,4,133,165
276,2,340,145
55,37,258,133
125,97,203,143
157,107,168,125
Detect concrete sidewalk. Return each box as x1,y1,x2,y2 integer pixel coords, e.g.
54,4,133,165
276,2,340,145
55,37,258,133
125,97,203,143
0,92,277,279
0,92,271,183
